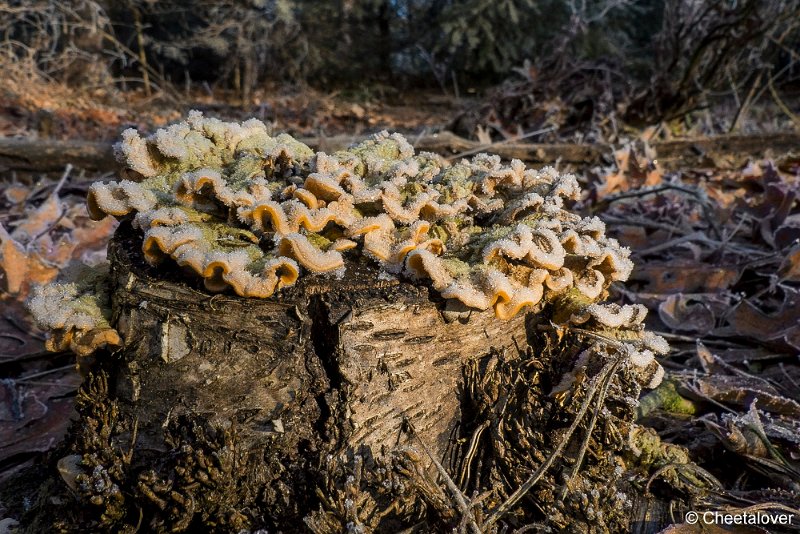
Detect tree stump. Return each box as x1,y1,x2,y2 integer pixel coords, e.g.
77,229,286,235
41,222,528,530
7,223,695,534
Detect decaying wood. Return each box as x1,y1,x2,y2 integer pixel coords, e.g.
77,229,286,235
108,223,527,460
0,138,116,173
3,131,797,174
652,132,800,168
27,222,528,529
111,226,526,457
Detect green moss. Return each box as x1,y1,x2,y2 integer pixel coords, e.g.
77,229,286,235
305,231,333,250
637,380,698,418
549,288,595,324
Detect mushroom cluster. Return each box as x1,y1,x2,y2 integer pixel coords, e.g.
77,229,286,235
86,112,633,320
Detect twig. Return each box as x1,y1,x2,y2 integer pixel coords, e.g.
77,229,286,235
458,420,490,488
16,364,75,382
131,4,151,97
767,75,800,129
645,462,723,493
445,126,556,161
53,163,72,196
779,363,800,391
558,352,624,500
3,314,44,341
595,183,703,212
634,231,707,256
403,416,482,534
729,69,764,133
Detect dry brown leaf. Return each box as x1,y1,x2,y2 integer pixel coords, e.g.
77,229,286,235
691,375,800,417
727,298,800,351
0,230,64,298
10,194,63,243
778,245,800,281
0,224,29,294
3,185,29,205
633,262,740,293
659,294,717,333
0,372,80,466
696,341,719,374
739,166,799,248
613,224,649,249
69,217,116,259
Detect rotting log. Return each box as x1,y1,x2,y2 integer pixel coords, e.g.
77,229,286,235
650,131,800,168
0,138,117,173
3,131,798,174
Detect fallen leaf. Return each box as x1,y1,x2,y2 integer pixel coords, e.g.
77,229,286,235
613,225,649,249
11,194,63,243
3,185,29,205
0,224,29,294
632,263,740,293
778,245,800,281
0,382,77,465
689,375,800,417
726,298,800,351
659,294,717,333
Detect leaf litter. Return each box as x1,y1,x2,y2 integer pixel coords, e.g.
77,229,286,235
584,140,800,529
0,167,115,483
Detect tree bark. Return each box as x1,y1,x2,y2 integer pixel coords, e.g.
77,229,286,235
108,223,527,461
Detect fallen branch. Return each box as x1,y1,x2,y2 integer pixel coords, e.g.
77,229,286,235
2,131,798,174
0,139,117,173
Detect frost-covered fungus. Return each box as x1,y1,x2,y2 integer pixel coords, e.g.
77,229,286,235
84,112,636,320
27,263,120,356
566,302,668,386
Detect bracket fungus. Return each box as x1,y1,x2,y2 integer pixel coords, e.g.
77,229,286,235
28,262,120,356
28,111,665,384
85,111,637,315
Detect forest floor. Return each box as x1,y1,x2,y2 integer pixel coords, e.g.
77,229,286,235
1,84,799,532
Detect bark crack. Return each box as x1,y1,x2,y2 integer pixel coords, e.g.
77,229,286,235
307,294,344,439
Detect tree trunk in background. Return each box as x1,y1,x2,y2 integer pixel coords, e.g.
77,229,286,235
378,0,392,80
